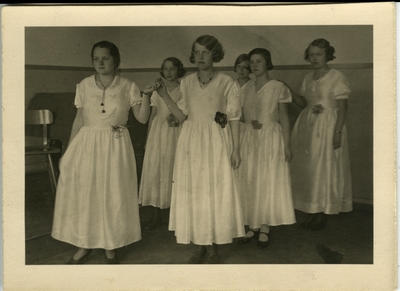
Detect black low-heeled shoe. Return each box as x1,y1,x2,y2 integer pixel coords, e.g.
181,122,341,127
188,250,207,264
67,249,92,264
299,214,316,230
237,229,260,245
309,214,328,231
206,253,220,264
257,230,270,248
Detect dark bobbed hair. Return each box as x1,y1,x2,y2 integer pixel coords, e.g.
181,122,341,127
248,48,274,70
160,57,186,79
304,38,336,62
234,54,251,72
189,35,225,64
91,40,121,69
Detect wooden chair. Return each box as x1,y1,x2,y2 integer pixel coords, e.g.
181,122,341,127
25,110,62,194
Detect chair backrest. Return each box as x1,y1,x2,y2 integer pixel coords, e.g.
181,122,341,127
25,110,54,147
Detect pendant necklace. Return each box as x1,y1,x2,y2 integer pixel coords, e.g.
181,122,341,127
98,74,115,113
198,70,215,85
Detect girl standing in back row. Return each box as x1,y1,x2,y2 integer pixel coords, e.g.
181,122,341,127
289,38,352,230
139,57,186,230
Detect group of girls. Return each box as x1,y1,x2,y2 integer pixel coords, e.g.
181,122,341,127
51,34,352,265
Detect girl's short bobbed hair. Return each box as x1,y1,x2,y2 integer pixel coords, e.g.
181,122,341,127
160,57,187,79
91,40,121,69
189,35,225,64
234,54,251,72
248,48,274,70
304,38,336,62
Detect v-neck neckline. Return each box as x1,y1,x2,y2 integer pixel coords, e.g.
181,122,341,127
255,79,273,93
197,71,218,90
313,68,332,81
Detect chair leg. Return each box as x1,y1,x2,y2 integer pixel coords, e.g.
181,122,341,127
46,154,57,195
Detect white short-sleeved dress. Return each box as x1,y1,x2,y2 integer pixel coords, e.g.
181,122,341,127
290,69,353,214
51,75,142,250
168,72,245,245
139,87,181,209
238,79,296,227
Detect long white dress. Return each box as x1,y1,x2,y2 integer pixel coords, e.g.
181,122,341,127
238,79,296,227
290,69,353,214
139,88,181,209
51,75,142,249
168,72,245,245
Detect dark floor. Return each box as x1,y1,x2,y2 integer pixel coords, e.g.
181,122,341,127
25,171,373,265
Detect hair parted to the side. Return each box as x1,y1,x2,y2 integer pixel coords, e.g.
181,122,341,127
304,38,336,62
234,54,251,72
189,35,225,64
248,48,274,70
91,40,121,69
159,57,186,79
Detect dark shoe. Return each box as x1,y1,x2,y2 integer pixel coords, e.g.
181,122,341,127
237,229,260,245
67,249,92,264
299,214,316,230
105,253,119,264
309,214,328,231
257,230,270,248
188,250,207,264
206,253,220,264
143,216,162,231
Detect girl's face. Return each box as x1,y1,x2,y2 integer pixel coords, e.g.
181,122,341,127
93,47,116,76
250,54,268,77
236,60,250,79
193,43,213,70
162,60,179,82
308,45,328,69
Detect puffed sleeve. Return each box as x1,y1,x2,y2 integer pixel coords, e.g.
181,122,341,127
226,79,241,121
334,74,351,99
150,91,159,108
176,78,188,115
129,82,143,107
278,82,292,103
74,83,83,108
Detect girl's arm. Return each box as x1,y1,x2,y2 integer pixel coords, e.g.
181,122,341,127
333,99,348,149
144,106,157,148
229,119,241,169
156,80,187,124
278,103,293,162
131,93,150,124
67,108,84,148
287,86,307,109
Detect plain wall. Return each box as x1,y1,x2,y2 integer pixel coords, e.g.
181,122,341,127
25,26,373,204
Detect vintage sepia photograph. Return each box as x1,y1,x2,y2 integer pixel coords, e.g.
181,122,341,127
2,3,396,291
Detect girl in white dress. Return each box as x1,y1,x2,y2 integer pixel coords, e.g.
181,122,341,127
154,35,244,264
237,48,296,248
289,38,353,230
51,41,150,264
139,57,186,230
234,53,252,89
234,54,252,123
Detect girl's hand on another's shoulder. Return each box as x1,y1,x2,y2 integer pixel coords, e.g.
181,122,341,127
284,147,293,163
143,80,161,95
